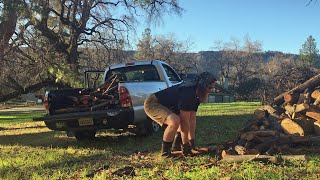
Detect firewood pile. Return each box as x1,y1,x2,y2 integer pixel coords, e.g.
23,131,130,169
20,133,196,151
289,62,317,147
56,73,125,113
218,74,320,163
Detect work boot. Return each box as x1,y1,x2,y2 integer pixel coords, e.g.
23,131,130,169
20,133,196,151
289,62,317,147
172,132,182,151
161,141,173,158
181,143,193,156
189,139,197,150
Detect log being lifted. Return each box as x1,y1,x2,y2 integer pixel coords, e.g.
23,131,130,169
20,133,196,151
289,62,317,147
273,73,320,106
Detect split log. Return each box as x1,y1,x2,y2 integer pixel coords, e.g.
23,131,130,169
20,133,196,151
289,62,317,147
314,121,320,136
306,109,320,121
221,154,309,163
293,116,315,135
234,145,246,155
278,135,320,144
284,103,309,119
311,90,320,105
240,130,278,141
273,72,320,106
297,92,310,104
280,118,304,136
254,108,267,119
264,105,278,116
263,105,283,131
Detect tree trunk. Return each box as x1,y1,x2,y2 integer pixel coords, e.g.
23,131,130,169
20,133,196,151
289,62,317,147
0,0,18,58
0,79,70,102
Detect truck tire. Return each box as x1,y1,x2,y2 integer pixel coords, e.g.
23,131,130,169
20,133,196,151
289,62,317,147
135,118,160,136
74,130,96,141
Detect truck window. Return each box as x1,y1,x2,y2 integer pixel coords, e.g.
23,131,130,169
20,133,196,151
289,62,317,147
106,65,161,82
162,64,181,83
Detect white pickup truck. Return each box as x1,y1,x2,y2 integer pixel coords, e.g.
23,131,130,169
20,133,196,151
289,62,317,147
33,60,182,140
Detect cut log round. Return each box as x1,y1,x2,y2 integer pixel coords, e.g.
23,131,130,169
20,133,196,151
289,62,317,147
280,118,304,136
293,116,315,135
284,93,299,104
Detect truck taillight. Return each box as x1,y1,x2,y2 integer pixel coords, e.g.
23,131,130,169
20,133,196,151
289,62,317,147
119,86,132,107
44,92,49,112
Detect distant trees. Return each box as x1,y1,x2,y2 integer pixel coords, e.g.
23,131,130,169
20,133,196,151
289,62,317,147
135,28,197,73
207,36,263,98
299,35,319,65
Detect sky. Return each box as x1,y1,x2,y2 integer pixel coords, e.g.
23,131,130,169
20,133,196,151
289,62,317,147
134,0,320,54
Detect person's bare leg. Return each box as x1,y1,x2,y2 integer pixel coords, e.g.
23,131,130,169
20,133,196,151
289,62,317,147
172,126,182,151
161,113,180,157
163,113,180,142
189,112,197,149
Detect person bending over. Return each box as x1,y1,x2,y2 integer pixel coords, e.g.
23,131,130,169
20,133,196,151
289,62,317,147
144,72,217,157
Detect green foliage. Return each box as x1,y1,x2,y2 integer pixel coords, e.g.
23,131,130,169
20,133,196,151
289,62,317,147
299,35,319,65
48,63,82,88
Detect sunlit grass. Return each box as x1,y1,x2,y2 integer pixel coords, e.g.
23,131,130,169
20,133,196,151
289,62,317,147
0,102,319,179
0,112,44,125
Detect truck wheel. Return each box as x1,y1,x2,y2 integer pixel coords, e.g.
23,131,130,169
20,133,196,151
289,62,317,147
148,120,160,133
74,130,96,141
134,118,160,136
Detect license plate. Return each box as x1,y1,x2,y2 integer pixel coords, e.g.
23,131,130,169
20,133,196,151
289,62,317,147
78,117,94,126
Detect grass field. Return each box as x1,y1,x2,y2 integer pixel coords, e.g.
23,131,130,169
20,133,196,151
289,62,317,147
0,102,320,179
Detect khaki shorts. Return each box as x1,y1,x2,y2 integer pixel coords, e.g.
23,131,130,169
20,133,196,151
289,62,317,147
144,94,173,126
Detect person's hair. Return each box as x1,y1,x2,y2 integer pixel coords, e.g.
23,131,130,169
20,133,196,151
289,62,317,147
196,72,217,103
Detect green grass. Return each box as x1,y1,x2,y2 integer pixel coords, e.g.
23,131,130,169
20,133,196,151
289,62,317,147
0,112,44,125
0,102,319,179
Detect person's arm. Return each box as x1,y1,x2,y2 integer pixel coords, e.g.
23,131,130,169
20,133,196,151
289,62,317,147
179,110,191,144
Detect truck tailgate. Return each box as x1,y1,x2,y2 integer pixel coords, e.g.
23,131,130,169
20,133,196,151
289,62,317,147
119,81,167,123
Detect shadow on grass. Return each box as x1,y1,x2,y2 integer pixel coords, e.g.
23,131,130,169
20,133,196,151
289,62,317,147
0,130,163,155
0,151,119,179
0,114,252,155
0,110,45,115
196,114,252,146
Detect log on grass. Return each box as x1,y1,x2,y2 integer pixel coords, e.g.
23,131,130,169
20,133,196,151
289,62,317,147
221,154,309,163
272,73,320,106
280,118,304,136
